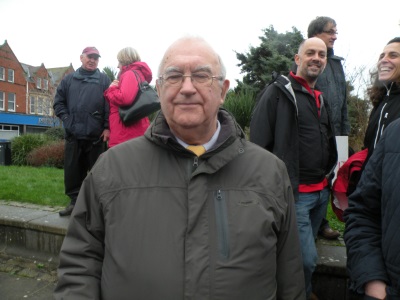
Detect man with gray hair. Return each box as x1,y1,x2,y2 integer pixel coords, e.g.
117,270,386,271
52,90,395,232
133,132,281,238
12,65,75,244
54,36,305,300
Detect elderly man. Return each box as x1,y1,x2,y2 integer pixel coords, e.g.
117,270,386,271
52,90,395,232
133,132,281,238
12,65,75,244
250,37,338,300
54,46,110,216
54,36,305,300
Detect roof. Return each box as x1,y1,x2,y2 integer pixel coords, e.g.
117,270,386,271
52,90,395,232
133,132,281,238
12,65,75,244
47,65,74,85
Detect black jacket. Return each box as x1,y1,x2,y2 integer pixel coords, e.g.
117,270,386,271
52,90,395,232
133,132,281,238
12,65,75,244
364,83,400,162
250,74,338,200
315,49,348,136
344,118,400,297
53,68,111,140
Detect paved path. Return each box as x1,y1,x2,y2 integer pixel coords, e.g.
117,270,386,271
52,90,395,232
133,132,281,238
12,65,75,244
0,272,56,299
0,252,57,299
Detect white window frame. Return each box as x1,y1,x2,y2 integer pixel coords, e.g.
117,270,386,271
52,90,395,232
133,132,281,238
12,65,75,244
0,91,4,110
30,96,36,114
43,98,50,115
0,67,4,81
43,79,48,91
8,69,14,83
37,97,43,114
8,93,15,111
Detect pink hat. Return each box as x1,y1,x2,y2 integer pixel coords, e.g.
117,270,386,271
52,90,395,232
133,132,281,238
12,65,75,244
82,47,101,57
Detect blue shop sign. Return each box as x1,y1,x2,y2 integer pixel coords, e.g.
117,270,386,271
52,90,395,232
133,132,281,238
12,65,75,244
0,112,60,127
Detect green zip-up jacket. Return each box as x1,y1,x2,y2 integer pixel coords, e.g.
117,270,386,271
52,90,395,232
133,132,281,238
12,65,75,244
55,108,306,300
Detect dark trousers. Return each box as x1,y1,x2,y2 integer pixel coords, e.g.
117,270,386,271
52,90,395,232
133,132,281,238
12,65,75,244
64,137,106,204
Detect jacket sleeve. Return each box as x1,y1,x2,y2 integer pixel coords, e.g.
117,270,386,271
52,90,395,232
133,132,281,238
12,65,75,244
104,71,140,108
53,76,70,121
249,86,278,151
275,160,306,299
343,133,389,294
102,75,111,130
340,87,350,136
54,172,105,299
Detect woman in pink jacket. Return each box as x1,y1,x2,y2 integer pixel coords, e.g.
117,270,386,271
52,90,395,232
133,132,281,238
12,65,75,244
104,47,153,148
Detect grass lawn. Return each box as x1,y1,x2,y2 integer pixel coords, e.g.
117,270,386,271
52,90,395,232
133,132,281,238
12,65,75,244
0,165,69,207
326,202,345,234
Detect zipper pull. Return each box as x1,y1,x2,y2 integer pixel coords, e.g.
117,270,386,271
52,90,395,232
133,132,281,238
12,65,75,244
193,156,199,168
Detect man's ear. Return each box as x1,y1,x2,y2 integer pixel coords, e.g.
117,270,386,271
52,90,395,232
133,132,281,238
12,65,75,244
220,79,230,105
156,79,161,97
294,54,300,67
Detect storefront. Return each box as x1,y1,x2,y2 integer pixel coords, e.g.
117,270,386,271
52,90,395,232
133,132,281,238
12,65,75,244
0,112,60,141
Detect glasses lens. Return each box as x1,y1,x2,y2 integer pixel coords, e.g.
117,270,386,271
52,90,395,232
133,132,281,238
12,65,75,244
164,73,182,84
324,30,338,35
192,73,211,84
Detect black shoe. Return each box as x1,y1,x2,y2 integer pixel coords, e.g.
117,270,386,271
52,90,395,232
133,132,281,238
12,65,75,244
318,226,340,240
59,204,75,217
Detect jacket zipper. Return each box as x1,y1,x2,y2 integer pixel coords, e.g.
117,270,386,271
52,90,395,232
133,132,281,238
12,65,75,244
214,189,229,260
193,156,199,168
374,102,388,149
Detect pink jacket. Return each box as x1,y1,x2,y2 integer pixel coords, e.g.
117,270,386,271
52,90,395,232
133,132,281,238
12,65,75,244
104,62,153,148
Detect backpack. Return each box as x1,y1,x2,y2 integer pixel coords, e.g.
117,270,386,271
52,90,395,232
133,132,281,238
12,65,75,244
331,148,368,222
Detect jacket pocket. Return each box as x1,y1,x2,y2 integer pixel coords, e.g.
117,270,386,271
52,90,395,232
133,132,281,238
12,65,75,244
85,112,103,138
214,189,230,261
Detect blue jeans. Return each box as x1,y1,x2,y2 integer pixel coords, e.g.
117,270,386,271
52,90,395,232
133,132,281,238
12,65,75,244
295,187,330,299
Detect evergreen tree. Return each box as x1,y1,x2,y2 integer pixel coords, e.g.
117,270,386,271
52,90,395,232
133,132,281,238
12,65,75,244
235,25,304,95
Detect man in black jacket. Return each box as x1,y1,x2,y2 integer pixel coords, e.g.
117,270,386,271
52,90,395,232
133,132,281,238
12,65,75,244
53,46,110,216
344,118,400,299
308,16,348,240
250,37,338,300
292,16,347,240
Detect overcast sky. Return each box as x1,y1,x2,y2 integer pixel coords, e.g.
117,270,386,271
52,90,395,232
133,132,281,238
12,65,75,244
1,0,399,94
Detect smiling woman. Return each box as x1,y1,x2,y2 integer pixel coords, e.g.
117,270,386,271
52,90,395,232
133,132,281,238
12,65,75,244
347,37,400,194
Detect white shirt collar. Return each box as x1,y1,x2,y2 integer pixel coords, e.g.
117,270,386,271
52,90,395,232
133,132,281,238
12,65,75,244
175,120,221,152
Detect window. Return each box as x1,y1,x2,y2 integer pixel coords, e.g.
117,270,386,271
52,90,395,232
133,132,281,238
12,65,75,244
0,67,4,81
36,78,42,89
37,97,43,114
8,93,15,111
43,79,48,91
0,91,4,110
8,69,14,83
30,96,36,114
43,98,50,115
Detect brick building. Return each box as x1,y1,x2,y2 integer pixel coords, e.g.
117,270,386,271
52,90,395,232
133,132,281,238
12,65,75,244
0,40,74,140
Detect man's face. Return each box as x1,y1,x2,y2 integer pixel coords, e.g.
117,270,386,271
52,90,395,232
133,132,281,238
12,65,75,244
295,37,327,82
378,42,400,83
156,39,229,141
80,54,99,71
314,22,337,49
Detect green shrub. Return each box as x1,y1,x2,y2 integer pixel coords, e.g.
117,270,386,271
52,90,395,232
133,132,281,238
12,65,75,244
44,127,65,141
26,140,64,168
223,88,256,131
11,134,50,166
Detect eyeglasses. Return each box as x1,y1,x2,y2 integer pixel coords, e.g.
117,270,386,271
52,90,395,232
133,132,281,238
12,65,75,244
322,30,338,36
159,72,223,87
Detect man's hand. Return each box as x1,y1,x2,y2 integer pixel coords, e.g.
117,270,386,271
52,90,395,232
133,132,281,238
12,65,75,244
101,129,110,142
365,280,386,299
